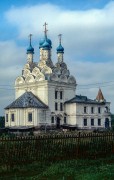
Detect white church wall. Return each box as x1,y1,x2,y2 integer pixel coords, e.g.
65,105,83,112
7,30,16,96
64,103,76,125
36,85,48,105
47,82,76,115
15,89,26,99
15,81,49,105
5,109,16,127
5,108,50,127
48,83,56,113
64,89,75,102
64,102,111,129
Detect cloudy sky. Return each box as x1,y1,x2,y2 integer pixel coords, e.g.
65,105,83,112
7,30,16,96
0,0,114,115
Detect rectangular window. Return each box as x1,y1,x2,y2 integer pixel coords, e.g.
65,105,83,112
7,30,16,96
51,116,54,123
98,107,101,113
11,114,14,122
55,91,58,99
91,119,94,126
98,119,101,126
84,107,87,113
6,114,8,122
64,117,66,124
28,113,32,122
55,102,58,111
84,119,87,126
60,91,63,99
91,107,94,114
60,103,63,111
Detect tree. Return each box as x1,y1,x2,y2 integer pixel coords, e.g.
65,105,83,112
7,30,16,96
0,116,5,128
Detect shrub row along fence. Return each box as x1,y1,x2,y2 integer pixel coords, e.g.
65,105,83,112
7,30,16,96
0,132,114,169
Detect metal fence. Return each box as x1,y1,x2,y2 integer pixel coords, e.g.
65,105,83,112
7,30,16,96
0,132,114,169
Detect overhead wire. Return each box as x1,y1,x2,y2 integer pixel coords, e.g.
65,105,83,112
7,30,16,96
77,83,114,90
78,80,114,87
0,80,114,91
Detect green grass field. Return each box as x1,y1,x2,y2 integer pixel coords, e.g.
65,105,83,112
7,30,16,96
0,132,114,179
0,156,114,180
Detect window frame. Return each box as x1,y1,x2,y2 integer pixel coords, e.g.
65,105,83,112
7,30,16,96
28,113,32,122
84,106,87,113
98,118,101,126
64,117,67,124
60,102,63,111
91,107,94,114
60,91,63,100
6,114,8,122
11,113,15,122
51,116,54,123
55,91,58,99
55,102,58,111
98,107,101,114
91,118,94,126
84,118,87,126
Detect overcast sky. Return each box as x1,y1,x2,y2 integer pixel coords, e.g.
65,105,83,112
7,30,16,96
0,0,114,115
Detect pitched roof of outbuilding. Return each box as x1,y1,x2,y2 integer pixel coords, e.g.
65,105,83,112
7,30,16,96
5,91,48,109
65,95,106,105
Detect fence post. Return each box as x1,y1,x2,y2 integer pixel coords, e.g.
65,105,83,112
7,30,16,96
77,132,80,158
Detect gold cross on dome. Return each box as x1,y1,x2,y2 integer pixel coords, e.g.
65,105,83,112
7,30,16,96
43,22,48,36
28,34,32,45
58,34,62,44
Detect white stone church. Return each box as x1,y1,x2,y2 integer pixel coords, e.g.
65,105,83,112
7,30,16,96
5,23,111,130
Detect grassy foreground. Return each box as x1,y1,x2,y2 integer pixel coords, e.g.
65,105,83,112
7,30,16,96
0,156,114,180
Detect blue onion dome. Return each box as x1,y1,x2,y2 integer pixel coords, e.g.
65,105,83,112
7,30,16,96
56,44,64,53
42,39,51,50
39,38,52,48
39,38,45,48
26,44,34,54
